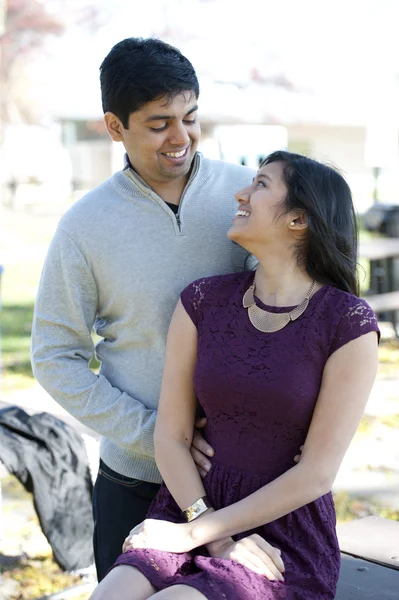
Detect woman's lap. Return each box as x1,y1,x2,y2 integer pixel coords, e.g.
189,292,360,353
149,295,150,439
112,548,288,600
90,565,155,600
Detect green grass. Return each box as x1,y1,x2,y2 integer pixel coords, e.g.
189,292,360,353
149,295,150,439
356,414,377,435
1,303,34,383
0,257,101,390
1,262,42,306
0,260,41,388
333,490,399,523
1,300,100,388
0,476,92,599
380,413,399,428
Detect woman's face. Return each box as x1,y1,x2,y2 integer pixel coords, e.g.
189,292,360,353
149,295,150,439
228,161,290,249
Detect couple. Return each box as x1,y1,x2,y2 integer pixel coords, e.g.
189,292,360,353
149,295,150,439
90,149,379,600
31,37,379,599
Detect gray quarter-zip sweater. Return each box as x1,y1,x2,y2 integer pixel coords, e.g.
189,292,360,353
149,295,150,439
31,153,255,483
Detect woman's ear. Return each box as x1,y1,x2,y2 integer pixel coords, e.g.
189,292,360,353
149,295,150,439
288,210,308,231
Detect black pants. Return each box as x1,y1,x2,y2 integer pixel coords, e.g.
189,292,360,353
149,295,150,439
92,459,161,582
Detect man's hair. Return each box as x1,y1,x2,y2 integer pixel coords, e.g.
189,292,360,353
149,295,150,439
100,37,200,128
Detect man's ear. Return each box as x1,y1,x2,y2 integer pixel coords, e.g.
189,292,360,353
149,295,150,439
104,112,125,142
288,210,308,231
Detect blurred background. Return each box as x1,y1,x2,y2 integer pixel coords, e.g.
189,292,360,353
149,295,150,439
0,0,399,598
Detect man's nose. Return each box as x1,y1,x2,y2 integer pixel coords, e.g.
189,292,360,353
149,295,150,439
169,122,190,146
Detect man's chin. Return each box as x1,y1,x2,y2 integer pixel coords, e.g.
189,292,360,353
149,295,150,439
161,160,193,179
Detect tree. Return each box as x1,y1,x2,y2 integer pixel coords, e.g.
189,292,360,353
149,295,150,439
0,0,98,126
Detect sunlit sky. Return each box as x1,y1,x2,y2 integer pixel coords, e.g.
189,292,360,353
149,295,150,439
41,0,399,126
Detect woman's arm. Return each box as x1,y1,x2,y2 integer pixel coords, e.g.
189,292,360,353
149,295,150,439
154,299,209,512
188,331,378,547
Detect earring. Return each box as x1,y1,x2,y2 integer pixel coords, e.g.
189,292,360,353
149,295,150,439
290,221,295,226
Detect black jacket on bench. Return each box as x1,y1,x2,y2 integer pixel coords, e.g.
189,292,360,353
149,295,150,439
0,406,93,571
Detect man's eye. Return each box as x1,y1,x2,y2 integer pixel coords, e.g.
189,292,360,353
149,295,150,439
256,180,266,187
150,124,168,132
183,119,196,125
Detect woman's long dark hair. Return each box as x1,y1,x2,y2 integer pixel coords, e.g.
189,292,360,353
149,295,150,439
261,151,359,295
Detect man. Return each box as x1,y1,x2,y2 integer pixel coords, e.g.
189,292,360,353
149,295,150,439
31,37,255,580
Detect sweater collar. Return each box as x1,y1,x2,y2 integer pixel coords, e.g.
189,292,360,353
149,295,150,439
122,152,203,192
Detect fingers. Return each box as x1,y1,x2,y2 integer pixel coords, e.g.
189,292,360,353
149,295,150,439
122,522,145,553
230,542,284,582
230,549,276,580
191,427,214,474
248,535,285,576
122,536,131,553
192,431,214,457
194,417,207,429
190,446,212,475
249,549,283,581
294,445,304,463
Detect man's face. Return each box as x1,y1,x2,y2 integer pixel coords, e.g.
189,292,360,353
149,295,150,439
105,91,200,188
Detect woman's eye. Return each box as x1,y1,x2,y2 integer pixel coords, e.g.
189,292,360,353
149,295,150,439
184,119,196,125
256,180,266,187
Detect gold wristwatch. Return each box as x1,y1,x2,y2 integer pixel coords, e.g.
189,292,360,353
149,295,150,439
182,496,212,522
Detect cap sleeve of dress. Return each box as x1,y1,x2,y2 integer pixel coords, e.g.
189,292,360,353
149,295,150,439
329,297,380,356
180,278,209,328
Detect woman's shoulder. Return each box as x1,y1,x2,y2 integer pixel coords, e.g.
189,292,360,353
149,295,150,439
180,271,253,322
182,271,253,299
317,286,380,354
321,286,377,320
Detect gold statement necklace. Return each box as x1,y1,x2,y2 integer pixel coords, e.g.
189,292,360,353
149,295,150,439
243,278,316,333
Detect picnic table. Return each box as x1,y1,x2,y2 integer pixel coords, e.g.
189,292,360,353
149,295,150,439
336,516,399,599
359,237,399,334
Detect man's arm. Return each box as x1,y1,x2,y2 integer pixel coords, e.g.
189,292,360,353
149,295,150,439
31,228,156,456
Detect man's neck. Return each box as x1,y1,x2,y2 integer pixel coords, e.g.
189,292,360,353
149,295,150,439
127,156,192,206
150,175,190,206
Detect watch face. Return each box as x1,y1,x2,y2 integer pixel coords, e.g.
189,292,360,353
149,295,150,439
184,497,211,522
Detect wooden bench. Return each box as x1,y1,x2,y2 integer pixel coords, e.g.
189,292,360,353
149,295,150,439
336,516,399,599
364,291,399,313
360,238,399,262
359,238,399,335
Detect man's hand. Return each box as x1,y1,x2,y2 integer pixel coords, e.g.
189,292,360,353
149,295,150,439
190,419,303,475
294,445,304,464
190,417,214,477
207,534,285,582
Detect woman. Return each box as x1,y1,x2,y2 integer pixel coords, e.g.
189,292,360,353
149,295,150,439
90,151,379,599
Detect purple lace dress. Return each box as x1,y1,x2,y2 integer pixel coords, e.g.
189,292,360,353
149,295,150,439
113,271,379,599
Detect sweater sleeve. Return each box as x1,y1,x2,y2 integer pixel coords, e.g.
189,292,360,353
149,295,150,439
244,251,258,271
31,228,156,457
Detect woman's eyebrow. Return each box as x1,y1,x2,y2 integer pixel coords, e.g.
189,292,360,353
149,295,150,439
253,173,272,183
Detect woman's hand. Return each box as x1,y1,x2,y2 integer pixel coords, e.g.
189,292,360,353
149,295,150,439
122,519,194,554
207,534,285,582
